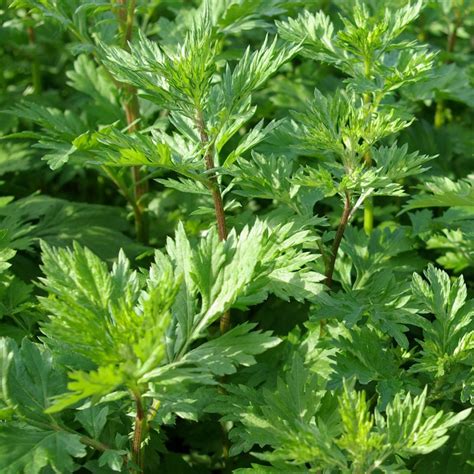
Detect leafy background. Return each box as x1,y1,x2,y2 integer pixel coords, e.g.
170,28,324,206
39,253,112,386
0,0,473,472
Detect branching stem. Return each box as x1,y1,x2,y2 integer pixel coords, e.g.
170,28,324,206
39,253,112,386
195,111,228,241
80,435,109,453
26,418,109,452
320,191,352,333
195,109,231,469
195,109,230,333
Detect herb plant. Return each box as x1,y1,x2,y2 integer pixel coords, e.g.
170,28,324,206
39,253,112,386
0,0,472,472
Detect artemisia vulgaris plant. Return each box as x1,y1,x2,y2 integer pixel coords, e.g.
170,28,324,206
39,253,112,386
0,0,472,472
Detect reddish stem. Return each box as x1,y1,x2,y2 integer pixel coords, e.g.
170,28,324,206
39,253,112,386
320,191,351,333
195,110,230,332
325,191,352,289
196,112,228,241
131,392,145,473
447,11,462,55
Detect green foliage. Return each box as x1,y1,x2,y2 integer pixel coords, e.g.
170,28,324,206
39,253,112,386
0,339,86,473
406,177,474,273
277,0,434,90
215,356,470,472
273,0,437,232
411,265,474,401
0,425,86,474
405,176,474,210
35,220,312,411
0,0,472,471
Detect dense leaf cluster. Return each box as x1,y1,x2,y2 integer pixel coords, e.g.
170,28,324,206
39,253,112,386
0,0,472,472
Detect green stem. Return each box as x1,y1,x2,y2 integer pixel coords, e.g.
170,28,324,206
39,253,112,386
363,57,371,79
25,418,109,452
220,418,231,473
363,161,373,235
362,137,373,234
362,57,374,234
80,435,109,452
434,100,444,129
